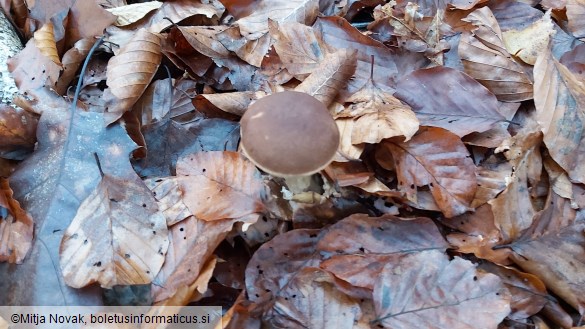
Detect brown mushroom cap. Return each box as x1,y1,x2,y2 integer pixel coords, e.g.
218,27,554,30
240,91,339,177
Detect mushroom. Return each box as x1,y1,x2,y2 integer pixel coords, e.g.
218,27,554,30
240,91,339,177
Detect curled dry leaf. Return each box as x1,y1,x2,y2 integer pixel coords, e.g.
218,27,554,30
380,126,477,218
394,66,504,137
235,0,320,39
150,208,234,302
55,38,94,95
176,26,231,59
488,150,539,242
345,71,419,144
373,250,511,329
534,46,585,183
294,49,358,107
0,178,33,264
334,118,365,161
458,7,533,102
176,151,265,221
502,11,555,65
106,1,162,27
566,0,585,38
60,175,168,289
33,22,61,66
105,29,162,124
194,91,267,117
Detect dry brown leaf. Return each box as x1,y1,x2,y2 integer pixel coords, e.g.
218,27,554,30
471,155,513,208
510,220,585,315
534,46,585,184
459,7,533,102
478,262,548,320
33,22,61,66
394,66,504,137
235,0,320,39
381,127,477,218
502,11,556,65
567,0,585,38
373,250,511,329
152,256,217,307
176,151,265,221
488,152,539,242
314,16,427,98
318,214,448,290
106,1,162,26
177,26,231,59
265,268,362,329
0,105,38,156
334,118,365,161
7,39,62,93
105,29,162,124
345,69,419,144
60,175,168,289
55,38,94,95
294,49,357,107
194,91,267,118
0,178,33,264
245,228,322,303
144,177,192,226
445,204,512,265
151,214,232,302
269,21,325,79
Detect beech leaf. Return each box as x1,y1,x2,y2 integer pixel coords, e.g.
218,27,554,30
458,7,533,101
60,175,168,288
381,127,477,218
176,151,265,221
394,66,504,137
534,47,585,184
373,250,511,329
105,29,162,124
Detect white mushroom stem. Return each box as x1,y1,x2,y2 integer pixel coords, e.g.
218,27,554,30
0,8,22,105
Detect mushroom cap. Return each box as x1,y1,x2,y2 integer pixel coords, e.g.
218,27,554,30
240,91,339,177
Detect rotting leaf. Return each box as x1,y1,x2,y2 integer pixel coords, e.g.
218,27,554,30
60,174,168,289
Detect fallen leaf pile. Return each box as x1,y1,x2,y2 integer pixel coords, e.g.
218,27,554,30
0,0,584,328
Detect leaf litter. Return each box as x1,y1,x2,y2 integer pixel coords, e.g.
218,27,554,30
0,1,584,328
